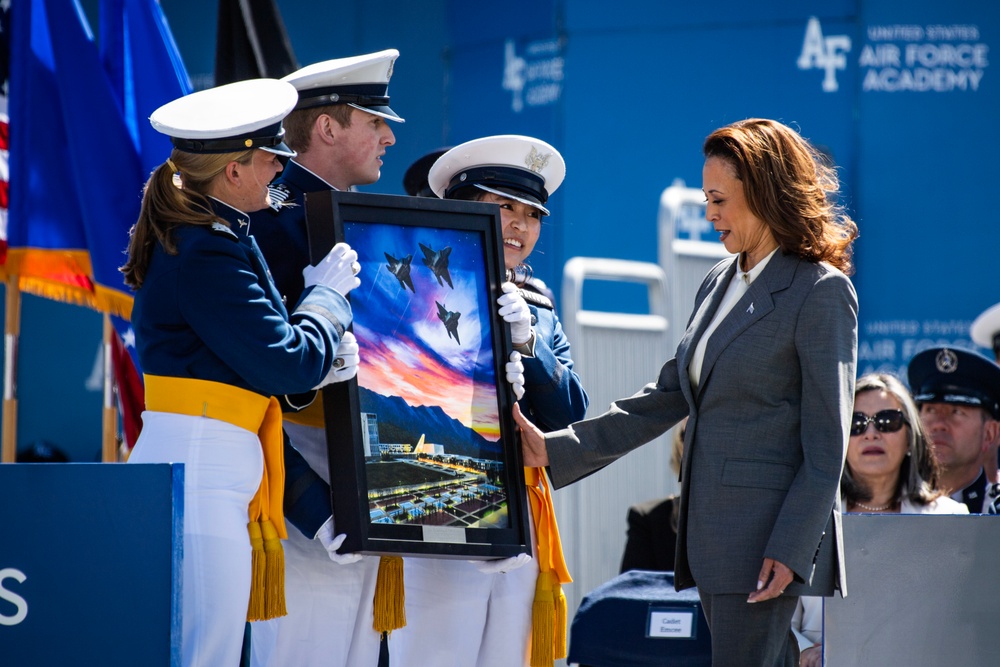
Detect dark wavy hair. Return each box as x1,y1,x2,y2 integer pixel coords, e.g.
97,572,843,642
703,118,858,275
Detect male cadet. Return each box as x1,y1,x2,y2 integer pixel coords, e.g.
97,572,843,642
248,50,403,667
907,347,1000,512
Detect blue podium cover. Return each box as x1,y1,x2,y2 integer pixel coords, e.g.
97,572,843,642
568,570,711,667
0,463,183,666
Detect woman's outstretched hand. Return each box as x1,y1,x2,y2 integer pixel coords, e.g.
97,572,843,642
513,402,549,467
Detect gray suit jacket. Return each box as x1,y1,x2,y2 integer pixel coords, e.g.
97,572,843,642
546,251,857,597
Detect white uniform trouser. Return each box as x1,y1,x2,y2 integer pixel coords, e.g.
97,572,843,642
128,411,262,667
389,515,540,667
250,421,382,667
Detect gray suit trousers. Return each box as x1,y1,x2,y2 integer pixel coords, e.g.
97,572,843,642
698,592,799,667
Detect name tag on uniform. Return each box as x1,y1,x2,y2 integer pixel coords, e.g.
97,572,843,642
647,606,697,639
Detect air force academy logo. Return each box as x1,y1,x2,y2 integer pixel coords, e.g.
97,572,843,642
798,17,852,92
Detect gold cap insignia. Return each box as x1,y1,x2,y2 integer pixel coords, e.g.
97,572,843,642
244,139,253,148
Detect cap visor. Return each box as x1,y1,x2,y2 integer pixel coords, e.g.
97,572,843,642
474,184,550,216
348,103,405,123
260,141,297,158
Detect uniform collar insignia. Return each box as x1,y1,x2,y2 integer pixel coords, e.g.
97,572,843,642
209,221,238,238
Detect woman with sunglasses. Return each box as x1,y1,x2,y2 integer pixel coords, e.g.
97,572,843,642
842,373,964,515
792,372,967,666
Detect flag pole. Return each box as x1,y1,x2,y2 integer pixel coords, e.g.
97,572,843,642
102,313,119,462
2,277,21,463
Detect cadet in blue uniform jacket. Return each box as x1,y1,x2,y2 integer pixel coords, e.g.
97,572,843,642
121,79,362,667
390,135,589,667
245,51,405,667
253,160,326,313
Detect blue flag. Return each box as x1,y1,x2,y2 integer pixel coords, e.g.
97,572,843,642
7,0,192,447
96,0,191,385
99,0,192,176
8,0,190,315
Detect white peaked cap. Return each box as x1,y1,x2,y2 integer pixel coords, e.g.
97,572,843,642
282,49,403,122
427,135,565,215
150,78,298,157
971,302,1000,351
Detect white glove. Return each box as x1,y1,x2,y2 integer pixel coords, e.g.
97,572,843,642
314,332,360,389
316,516,363,565
497,282,532,345
506,351,525,400
303,242,361,296
472,553,532,574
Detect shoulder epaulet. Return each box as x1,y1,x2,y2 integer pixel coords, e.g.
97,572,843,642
209,221,238,239
518,287,553,310
268,183,294,213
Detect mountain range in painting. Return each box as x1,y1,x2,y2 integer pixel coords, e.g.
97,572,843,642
358,386,503,460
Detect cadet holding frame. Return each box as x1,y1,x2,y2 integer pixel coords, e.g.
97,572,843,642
388,135,589,667
121,78,360,667
304,189,533,559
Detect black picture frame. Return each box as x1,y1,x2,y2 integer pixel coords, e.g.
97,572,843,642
304,190,530,558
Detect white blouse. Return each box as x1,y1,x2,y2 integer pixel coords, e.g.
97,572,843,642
688,248,777,393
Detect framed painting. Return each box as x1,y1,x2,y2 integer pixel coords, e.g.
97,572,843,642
304,190,530,558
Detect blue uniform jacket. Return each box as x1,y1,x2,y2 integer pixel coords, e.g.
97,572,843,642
250,162,345,536
251,159,329,308
519,296,589,432
131,197,351,397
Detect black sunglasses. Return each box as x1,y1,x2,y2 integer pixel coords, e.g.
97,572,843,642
850,409,907,436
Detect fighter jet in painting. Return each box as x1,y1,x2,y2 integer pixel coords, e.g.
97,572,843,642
384,252,415,292
419,243,454,288
436,301,461,344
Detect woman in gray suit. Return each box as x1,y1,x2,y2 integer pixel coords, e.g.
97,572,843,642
515,118,859,667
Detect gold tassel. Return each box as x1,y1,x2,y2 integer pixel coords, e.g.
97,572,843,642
372,555,406,633
530,571,557,667
247,521,266,622
554,580,568,659
261,519,287,619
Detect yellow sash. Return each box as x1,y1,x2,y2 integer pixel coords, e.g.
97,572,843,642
144,374,287,620
524,466,572,667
